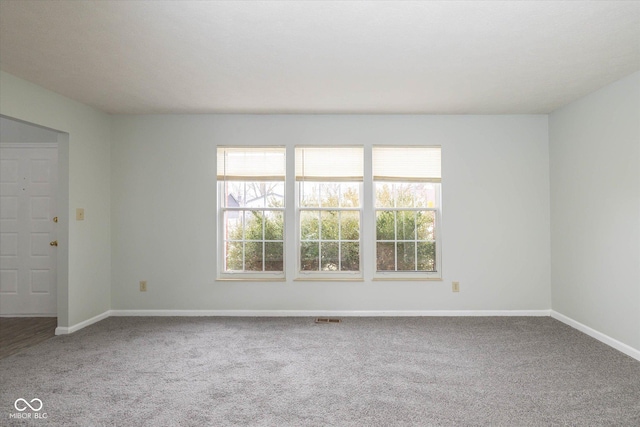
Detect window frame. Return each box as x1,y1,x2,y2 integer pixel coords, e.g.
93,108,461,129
216,145,442,282
217,185,286,280
372,183,442,280
295,181,364,281
372,145,442,281
216,147,287,281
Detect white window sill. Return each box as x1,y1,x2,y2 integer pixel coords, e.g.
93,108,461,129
372,276,442,281
216,277,286,282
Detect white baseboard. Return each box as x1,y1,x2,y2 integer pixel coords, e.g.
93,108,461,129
109,309,551,317
55,310,110,335
551,310,640,362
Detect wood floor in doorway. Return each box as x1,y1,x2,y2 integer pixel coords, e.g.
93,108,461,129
0,317,57,359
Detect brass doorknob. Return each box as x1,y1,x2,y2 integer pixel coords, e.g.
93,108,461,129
50,240,58,246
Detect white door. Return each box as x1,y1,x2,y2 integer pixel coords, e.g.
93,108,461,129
0,144,58,315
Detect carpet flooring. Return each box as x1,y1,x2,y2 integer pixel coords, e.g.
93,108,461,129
1,317,639,426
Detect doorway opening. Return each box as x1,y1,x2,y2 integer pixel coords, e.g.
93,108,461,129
0,116,68,354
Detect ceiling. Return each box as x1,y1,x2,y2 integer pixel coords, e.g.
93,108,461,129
1,1,638,115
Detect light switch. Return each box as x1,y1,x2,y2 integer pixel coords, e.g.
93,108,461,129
76,208,85,221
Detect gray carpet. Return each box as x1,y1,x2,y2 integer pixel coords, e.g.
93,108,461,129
1,317,639,426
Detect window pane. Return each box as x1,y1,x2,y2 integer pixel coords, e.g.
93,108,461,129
264,211,283,240
375,183,394,208
416,211,435,241
265,242,284,271
224,211,243,240
266,182,285,208
341,242,360,271
224,182,243,208
225,242,243,271
340,183,360,207
244,211,264,240
244,242,263,271
413,183,437,208
244,182,266,207
397,211,416,240
300,242,319,271
376,211,395,240
395,184,415,208
376,242,395,271
300,182,319,207
340,211,360,240
397,242,416,271
321,211,339,240
321,242,339,271
417,242,436,271
300,211,319,240
319,183,340,207
224,181,285,209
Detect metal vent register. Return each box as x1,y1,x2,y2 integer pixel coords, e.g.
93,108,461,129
315,318,341,324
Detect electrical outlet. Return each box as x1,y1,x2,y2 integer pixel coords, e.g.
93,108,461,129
76,208,85,221
452,281,460,292
139,280,147,292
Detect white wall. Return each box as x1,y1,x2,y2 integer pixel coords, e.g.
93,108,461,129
550,71,640,351
0,116,60,143
111,114,550,312
0,71,112,327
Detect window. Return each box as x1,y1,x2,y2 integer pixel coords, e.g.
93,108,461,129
216,145,442,281
296,147,363,279
217,147,286,279
373,146,441,279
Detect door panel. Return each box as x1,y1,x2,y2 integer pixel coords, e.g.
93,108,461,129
0,145,57,315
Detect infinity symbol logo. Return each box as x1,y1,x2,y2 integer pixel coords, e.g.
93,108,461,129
14,398,43,412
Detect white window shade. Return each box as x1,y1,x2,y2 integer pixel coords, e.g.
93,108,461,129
295,146,364,181
373,146,441,182
217,147,286,181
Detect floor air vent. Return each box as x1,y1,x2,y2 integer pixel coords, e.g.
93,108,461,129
315,318,341,324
